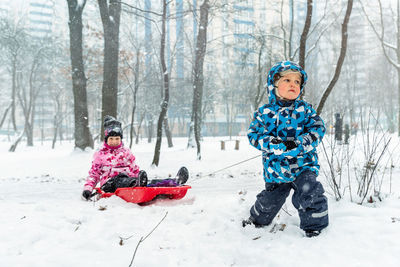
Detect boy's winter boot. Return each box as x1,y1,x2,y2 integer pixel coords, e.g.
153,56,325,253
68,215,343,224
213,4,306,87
242,216,263,228
305,230,321,238
176,167,189,185
138,170,148,187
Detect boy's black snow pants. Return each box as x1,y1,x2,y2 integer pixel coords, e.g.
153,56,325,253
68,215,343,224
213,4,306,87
250,170,329,231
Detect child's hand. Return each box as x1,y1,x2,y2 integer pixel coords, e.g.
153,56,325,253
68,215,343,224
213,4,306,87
82,190,92,200
270,139,286,155
283,141,297,151
270,138,282,145
270,139,299,155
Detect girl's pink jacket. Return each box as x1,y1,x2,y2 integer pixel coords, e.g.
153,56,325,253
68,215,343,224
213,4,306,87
83,142,140,192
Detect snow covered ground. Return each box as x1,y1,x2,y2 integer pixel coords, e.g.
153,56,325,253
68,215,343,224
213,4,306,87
1,136,400,267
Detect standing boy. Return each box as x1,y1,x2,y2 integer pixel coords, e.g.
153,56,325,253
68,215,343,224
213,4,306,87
243,61,328,237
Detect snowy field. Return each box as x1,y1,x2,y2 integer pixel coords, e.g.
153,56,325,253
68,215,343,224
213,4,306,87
1,136,400,267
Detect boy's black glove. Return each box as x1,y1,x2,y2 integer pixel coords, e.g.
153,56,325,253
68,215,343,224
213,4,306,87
82,190,92,200
270,138,282,145
271,138,296,149
283,141,297,150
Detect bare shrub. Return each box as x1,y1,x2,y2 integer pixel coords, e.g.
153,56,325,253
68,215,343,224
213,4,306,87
320,111,395,204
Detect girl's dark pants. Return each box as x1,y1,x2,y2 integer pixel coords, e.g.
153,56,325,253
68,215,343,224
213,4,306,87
250,170,329,231
101,174,179,193
101,174,138,193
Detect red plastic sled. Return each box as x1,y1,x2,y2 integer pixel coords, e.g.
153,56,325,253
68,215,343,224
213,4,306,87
95,185,191,204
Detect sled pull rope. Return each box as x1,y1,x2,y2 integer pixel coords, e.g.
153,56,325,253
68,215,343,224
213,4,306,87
204,154,261,177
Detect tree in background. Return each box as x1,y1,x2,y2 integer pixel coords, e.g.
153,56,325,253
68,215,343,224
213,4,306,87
98,0,121,139
67,0,93,150
190,0,210,160
299,0,313,69
17,43,50,147
360,0,400,135
317,0,353,115
152,0,170,166
0,18,24,133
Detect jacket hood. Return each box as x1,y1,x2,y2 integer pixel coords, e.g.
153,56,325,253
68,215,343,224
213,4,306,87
266,61,308,104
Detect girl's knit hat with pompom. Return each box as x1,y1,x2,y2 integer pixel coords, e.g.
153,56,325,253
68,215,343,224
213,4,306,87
104,115,123,141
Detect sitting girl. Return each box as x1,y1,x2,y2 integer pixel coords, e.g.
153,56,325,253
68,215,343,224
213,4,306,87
82,115,188,200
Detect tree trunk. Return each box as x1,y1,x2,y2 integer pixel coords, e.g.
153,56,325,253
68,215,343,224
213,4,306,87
397,0,400,135
67,0,93,150
0,103,12,129
129,102,136,148
129,50,140,149
25,122,33,146
316,0,353,115
397,68,400,134
52,114,58,149
15,56,38,148
289,0,294,60
98,0,121,139
9,129,25,152
191,0,210,160
26,105,35,146
11,56,17,132
59,122,64,141
254,41,266,110
52,124,58,149
187,120,195,148
52,96,63,149
299,0,313,69
25,53,41,147
164,117,173,147
152,0,170,166
147,117,153,143
280,0,287,58
135,113,145,144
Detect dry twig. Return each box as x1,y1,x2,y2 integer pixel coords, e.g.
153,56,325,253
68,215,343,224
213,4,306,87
128,212,168,267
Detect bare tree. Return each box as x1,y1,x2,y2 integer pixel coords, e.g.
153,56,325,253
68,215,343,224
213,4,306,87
67,0,94,150
289,0,338,63
288,0,294,59
359,0,400,134
121,49,142,148
299,0,313,69
0,104,11,129
0,19,24,132
252,32,270,111
316,0,353,115
17,45,48,146
51,87,65,149
49,46,71,149
98,0,121,138
163,116,173,147
130,56,141,147
189,0,210,160
152,0,170,166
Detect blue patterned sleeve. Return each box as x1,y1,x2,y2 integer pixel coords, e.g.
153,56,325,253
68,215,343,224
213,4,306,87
247,108,277,152
296,106,325,154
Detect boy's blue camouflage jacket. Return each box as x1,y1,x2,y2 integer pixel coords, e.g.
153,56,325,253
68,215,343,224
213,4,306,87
248,61,326,183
